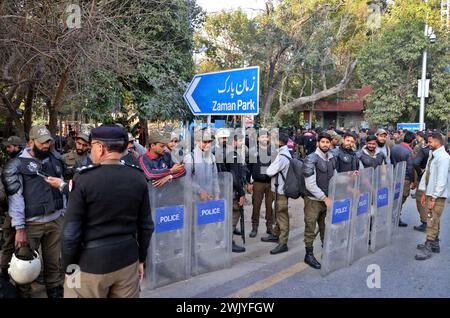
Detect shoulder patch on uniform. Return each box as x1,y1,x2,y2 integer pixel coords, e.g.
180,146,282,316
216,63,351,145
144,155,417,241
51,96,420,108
78,164,101,174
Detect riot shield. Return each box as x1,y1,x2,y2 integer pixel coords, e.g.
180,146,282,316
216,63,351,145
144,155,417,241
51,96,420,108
191,172,233,276
349,167,374,265
321,171,357,276
370,164,394,252
391,161,406,238
143,177,192,290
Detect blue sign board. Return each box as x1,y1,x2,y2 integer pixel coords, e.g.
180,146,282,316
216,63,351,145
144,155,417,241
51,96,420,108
155,205,184,233
397,123,421,131
377,187,389,208
196,200,225,225
184,66,259,115
331,198,352,224
394,183,401,201
357,192,370,216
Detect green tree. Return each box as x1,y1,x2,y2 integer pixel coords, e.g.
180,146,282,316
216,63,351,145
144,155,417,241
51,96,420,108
357,0,450,126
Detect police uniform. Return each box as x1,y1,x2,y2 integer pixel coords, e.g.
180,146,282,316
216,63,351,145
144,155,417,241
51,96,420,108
2,126,65,298
62,125,153,298
224,147,248,253
303,146,336,269
62,133,90,180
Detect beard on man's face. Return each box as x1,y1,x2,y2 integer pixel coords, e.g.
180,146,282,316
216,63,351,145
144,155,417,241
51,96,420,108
76,148,87,156
377,140,385,147
33,145,49,160
319,145,330,153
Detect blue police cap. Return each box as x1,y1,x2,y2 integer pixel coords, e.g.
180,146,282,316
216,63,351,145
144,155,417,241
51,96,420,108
90,125,128,143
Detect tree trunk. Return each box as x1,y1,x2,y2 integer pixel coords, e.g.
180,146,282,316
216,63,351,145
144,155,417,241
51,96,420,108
24,84,34,134
0,92,25,139
139,117,148,147
49,70,69,134
275,60,358,120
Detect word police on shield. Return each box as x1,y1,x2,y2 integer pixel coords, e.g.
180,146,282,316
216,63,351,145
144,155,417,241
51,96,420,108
196,200,225,225
183,66,259,115
155,205,185,233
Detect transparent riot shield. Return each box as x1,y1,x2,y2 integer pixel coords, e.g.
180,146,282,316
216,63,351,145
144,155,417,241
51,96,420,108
391,161,406,238
143,177,192,290
191,172,233,276
370,164,394,253
322,171,357,276
349,167,374,265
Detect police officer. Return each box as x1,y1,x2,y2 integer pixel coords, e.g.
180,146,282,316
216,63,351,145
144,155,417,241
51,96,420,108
335,132,359,173
3,136,24,158
261,132,291,255
62,125,154,298
221,132,247,253
2,125,66,298
357,135,387,169
246,130,274,238
303,132,337,269
62,133,91,179
120,133,141,166
391,131,416,227
1,136,24,279
415,132,450,260
413,133,431,232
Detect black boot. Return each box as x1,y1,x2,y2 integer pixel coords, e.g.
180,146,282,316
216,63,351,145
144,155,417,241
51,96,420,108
304,247,321,269
232,241,246,253
398,219,408,227
249,225,258,238
46,285,64,298
413,221,427,232
270,243,288,255
261,233,278,243
415,240,433,260
233,228,242,236
417,238,440,253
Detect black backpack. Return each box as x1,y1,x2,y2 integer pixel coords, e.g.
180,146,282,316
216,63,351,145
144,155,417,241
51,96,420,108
279,154,306,199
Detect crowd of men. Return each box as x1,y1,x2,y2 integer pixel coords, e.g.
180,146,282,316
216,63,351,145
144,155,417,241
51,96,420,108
0,123,449,298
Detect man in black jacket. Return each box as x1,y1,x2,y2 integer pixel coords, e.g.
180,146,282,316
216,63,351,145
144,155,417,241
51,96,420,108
246,130,273,238
412,133,431,232
62,125,154,298
335,132,359,173
391,131,416,227
222,133,247,253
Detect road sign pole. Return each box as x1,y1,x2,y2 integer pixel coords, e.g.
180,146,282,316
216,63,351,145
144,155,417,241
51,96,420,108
419,49,427,131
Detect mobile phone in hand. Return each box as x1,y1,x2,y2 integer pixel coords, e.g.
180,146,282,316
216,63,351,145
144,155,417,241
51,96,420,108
36,171,49,180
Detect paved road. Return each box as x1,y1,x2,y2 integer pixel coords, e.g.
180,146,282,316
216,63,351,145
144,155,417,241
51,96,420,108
7,193,449,298
142,195,450,298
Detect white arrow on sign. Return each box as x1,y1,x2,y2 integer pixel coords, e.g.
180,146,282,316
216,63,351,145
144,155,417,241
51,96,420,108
184,77,201,113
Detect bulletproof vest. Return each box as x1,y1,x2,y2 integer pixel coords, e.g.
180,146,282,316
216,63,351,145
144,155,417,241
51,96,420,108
360,152,384,168
336,148,358,173
307,155,336,197
19,155,64,219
